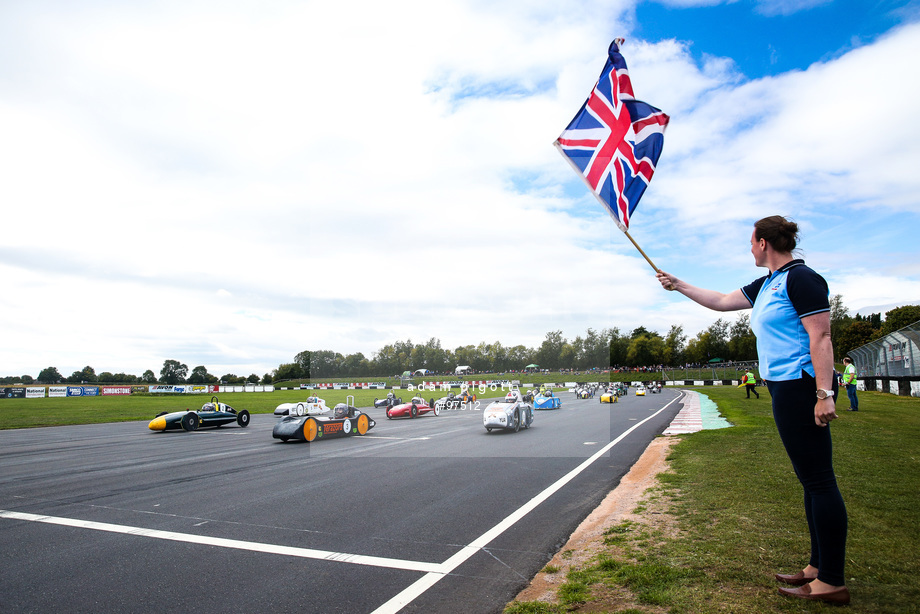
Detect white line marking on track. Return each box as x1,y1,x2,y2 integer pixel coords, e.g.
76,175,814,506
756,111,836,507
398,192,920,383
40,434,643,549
369,396,681,614
0,509,441,573
0,396,681,613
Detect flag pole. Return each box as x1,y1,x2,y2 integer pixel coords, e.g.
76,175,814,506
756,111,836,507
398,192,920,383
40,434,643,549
622,228,660,273
622,228,675,289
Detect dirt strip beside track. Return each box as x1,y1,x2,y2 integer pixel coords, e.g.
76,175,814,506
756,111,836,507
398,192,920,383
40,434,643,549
513,434,677,605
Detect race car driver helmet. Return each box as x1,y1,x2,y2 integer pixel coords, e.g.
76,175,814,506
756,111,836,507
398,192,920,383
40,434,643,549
201,402,216,412
333,403,349,419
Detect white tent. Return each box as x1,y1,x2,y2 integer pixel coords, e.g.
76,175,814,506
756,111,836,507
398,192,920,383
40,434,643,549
454,365,472,375
413,369,429,375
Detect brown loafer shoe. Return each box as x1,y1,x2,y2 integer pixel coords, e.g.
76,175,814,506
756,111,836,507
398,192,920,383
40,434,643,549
778,584,850,605
775,570,815,586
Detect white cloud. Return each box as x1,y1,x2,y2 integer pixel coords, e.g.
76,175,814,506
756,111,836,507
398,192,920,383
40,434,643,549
1,1,918,378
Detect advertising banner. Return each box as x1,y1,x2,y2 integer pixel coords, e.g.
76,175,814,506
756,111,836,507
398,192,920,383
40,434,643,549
67,386,85,397
132,386,148,394
149,385,176,393
2,387,27,399
186,385,209,394
49,386,67,397
26,387,47,398
83,387,99,396
101,386,132,396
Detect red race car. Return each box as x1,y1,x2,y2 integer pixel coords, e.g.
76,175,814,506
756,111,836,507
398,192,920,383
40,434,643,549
386,396,439,419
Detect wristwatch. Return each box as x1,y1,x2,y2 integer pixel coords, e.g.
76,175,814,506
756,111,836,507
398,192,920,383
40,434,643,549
816,389,835,400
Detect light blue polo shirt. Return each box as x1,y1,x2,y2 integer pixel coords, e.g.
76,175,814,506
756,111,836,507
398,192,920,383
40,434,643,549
741,260,830,382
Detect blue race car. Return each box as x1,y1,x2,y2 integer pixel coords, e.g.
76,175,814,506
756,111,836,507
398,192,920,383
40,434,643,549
533,390,562,410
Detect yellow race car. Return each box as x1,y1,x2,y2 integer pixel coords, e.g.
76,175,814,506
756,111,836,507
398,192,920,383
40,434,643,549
599,391,618,403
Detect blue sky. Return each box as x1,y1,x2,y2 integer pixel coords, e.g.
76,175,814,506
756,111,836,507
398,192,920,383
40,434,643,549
634,0,913,76
1,0,919,378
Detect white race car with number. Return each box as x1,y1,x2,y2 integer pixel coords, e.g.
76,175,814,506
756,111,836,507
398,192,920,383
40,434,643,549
483,389,534,433
274,396,330,416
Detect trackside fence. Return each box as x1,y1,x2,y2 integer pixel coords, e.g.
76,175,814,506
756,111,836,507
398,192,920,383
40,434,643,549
848,320,920,397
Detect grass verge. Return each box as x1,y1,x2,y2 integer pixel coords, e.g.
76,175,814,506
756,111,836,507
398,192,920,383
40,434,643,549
507,387,920,613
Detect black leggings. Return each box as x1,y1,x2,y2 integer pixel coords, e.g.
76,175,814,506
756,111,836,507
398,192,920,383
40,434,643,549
767,375,848,586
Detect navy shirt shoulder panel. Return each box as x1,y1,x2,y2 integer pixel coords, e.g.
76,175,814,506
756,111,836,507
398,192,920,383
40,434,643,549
785,262,830,317
741,276,768,307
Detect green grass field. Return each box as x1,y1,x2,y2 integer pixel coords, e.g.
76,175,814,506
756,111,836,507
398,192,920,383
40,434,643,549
506,387,920,613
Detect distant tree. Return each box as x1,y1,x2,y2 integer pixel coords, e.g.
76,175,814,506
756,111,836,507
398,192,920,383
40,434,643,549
626,334,665,367
630,326,651,339
141,370,157,383
829,294,850,344
220,373,245,384
881,305,920,335
559,342,577,369
728,314,757,361
688,319,730,363
97,371,115,383
311,350,344,378
609,328,629,367
535,331,566,370
80,366,97,383
261,373,272,385
160,360,188,384
273,363,304,381
247,373,260,384
835,320,882,358
294,351,312,379
21,375,34,384
340,352,370,377
37,367,63,384
187,365,217,384
663,325,686,366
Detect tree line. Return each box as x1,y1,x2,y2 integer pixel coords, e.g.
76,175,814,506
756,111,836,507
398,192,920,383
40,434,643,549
3,360,270,386
4,300,916,385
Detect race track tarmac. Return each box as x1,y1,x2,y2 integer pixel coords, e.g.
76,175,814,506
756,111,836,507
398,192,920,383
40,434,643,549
0,389,684,614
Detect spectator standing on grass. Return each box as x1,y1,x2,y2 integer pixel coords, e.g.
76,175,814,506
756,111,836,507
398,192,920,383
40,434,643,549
656,215,849,605
842,357,859,411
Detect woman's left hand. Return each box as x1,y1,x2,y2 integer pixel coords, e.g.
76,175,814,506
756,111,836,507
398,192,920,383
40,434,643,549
814,398,838,426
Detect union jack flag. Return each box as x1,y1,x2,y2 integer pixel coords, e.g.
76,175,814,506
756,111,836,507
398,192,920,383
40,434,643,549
554,40,669,231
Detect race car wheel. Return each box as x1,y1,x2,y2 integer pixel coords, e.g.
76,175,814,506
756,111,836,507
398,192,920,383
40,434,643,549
356,413,370,435
386,410,392,419
512,410,520,433
433,403,440,416
486,427,492,433
302,418,318,442
410,404,418,418
236,410,250,427
181,413,199,432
